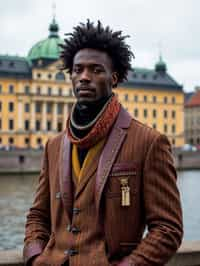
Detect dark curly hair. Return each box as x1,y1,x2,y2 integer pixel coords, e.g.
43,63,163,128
60,20,134,83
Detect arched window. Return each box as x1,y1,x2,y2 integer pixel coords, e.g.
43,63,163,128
55,72,65,81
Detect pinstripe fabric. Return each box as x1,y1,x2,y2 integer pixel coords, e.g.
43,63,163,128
70,144,110,266
23,107,183,266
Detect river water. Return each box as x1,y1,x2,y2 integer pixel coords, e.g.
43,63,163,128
0,170,199,250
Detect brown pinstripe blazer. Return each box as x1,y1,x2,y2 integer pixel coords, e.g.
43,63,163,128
23,107,183,266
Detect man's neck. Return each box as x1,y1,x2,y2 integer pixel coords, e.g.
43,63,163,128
74,95,112,126
70,94,113,139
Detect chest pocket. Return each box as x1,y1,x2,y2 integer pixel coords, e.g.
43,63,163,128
106,162,138,198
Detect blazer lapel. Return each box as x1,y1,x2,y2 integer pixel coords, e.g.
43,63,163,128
95,107,132,212
59,134,73,220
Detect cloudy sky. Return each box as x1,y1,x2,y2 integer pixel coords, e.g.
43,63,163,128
1,0,199,92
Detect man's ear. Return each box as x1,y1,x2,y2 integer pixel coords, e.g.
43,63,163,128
112,72,118,88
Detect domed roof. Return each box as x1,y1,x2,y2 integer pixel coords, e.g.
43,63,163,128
28,18,64,61
155,55,167,73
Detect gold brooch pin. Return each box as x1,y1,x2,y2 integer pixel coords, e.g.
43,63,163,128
120,178,130,206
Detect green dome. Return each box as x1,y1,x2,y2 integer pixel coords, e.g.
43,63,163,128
28,18,64,61
155,55,167,73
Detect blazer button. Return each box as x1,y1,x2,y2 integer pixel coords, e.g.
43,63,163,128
55,192,61,199
69,249,78,256
73,207,81,215
71,227,81,234
64,249,78,256
66,224,72,232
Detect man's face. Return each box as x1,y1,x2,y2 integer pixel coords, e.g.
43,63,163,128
71,48,118,104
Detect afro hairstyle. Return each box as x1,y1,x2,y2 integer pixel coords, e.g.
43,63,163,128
60,19,134,83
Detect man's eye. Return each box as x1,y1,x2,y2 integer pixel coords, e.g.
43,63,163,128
73,67,82,73
93,68,103,73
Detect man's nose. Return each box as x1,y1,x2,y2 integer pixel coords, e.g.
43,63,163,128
80,69,91,83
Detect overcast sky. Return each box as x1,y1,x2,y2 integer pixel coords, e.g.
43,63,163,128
1,0,199,92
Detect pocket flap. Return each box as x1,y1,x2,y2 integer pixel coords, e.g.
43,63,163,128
110,162,137,176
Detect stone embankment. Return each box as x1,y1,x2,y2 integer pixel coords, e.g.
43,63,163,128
0,149,42,175
0,149,200,175
173,149,200,170
0,241,200,266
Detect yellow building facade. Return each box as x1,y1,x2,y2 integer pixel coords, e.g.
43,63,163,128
115,86,184,147
0,58,75,149
0,18,184,148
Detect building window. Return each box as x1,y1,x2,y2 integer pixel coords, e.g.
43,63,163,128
172,124,176,134
144,95,147,102
144,109,148,118
58,88,62,96
24,120,30,131
9,137,14,145
172,139,175,145
48,87,52,96
47,103,52,114
57,103,63,115
172,97,176,104
134,108,138,117
0,84,2,93
37,73,41,79
152,109,157,118
37,138,42,147
0,102,2,112
48,73,52,79
172,110,176,119
9,102,14,112
25,86,30,94
163,110,168,118
55,72,65,81
35,102,41,113
152,123,156,129
164,96,168,104
0,137,2,143
9,85,14,94
36,87,41,95
47,121,52,131
124,94,128,101
57,122,63,132
152,96,157,103
36,120,41,131
9,119,14,130
25,138,30,145
190,138,194,145
24,103,30,113
0,119,1,129
134,95,138,102
164,124,168,133
69,88,73,96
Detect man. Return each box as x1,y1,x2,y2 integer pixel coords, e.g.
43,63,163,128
23,20,183,266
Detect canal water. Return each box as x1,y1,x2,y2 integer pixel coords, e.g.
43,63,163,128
0,170,199,250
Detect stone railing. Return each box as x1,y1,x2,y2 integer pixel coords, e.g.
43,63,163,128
0,241,200,266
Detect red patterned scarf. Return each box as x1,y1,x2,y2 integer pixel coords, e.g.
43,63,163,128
66,95,121,149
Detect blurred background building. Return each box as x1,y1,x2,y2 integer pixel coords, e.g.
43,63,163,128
0,17,184,149
184,87,200,146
